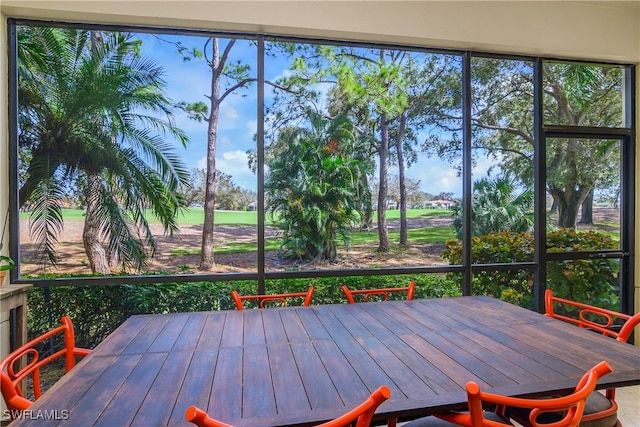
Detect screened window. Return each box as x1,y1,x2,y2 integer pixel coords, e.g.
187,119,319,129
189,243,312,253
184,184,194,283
8,20,635,313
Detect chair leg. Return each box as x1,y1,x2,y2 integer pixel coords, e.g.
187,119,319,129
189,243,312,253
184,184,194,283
387,417,397,427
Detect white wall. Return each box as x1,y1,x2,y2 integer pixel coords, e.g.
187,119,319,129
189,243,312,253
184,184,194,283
1,1,639,62
1,1,639,314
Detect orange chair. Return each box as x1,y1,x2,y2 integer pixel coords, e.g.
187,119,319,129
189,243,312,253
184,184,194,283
185,385,391,427
0,316,90,419
543,289,640,427
404,361,613,427
341,281,416,304
544,289,640,342
231,286,315,310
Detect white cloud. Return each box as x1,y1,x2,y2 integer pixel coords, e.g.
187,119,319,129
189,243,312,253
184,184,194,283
220,150,257,191
196,150,257,191
407,161,462,197
196,156,207,170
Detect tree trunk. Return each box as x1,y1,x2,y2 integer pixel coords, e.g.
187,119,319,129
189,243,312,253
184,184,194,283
579,189,594,224
377,114,390,252
82,175,111,274
200,37,221,270
396,112,408,246
550,183,590,229
362,177,373,231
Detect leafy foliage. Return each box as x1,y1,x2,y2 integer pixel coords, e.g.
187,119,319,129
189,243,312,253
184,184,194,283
18,26,189,272
265,111,372,261
0,254,15,272
442,229,619,309
422,58,624,229
452,173,534,238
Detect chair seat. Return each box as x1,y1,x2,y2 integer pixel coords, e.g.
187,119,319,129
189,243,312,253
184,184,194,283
506,391,618,427
403,411,508,426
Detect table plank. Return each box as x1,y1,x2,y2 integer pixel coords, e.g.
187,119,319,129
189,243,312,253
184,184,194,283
358,335,432,398
243,310,266,346
65,354,142,426
147,314,189,353
120,315,169,354
261,309,289,344
173,313,208,351
243,345,277,418
333,337,400,397
351,303,410,336
269,344,310,414
219,311,244,348
324,304,376,337
407,331,492,389
312,305,353,339
314,340,369,401
455,326,565,382
131,351,192,427
279,309,310,342
377,333,459,395
291,341,343,410
196,312,227,350
94,353,167,427
169,350,219,426
475,326,581,377
95,315,152,355
437,329,537,384
297,308,332,341
208,347,243,422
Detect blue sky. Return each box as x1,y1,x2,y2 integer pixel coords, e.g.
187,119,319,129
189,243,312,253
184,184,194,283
135,32,500,198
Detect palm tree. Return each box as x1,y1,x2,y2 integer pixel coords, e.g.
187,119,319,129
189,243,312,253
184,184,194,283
265,110,372,262
18,26,189,273
453,174,534,238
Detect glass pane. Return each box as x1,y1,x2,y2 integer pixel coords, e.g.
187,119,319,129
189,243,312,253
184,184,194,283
543,62,624,128
471,268,534,309
470,58,535,264
546,138,621,251
264,40,462,272
547,259,620,311
17,25,258,277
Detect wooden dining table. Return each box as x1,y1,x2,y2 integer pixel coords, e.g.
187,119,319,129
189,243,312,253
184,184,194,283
9,296,640,426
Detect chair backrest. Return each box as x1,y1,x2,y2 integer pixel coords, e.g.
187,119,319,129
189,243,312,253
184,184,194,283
0,315,91,417
186,385,390,427
545,289,640,342
341,281,416,304
231,286,315,310
437,361,612,427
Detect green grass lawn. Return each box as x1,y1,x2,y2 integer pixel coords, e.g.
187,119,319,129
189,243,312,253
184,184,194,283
23,207,453,226
22,207,457,256
172,225,456,255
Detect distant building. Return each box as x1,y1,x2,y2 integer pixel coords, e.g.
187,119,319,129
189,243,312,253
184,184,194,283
427,199,455,209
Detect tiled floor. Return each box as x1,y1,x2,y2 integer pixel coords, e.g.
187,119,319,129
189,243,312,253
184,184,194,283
617,385,640,426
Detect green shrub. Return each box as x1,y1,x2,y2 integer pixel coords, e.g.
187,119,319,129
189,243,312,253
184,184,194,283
28,281,235,348
27,274,459,348
442,229,619,309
